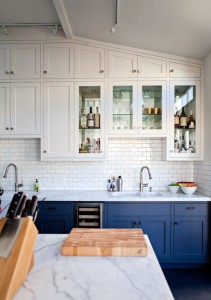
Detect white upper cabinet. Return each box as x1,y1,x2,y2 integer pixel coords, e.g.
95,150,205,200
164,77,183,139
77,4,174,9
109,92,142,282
169,62,201,78
43,43,74,79
42,82,74,160
0,44,41,79
108,50,167,78
75,44,105,78
0,82,41,136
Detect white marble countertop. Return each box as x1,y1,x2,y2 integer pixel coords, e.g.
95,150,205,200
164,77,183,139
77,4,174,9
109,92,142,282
12,234,174,300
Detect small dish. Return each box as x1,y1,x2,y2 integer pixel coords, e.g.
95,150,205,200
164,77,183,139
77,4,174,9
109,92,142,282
181,186,197,195
168,185,180,193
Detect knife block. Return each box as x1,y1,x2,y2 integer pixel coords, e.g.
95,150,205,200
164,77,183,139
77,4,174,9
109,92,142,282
0,217,38,300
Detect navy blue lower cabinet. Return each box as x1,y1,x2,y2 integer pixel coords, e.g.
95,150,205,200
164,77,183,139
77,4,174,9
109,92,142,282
173,216,208,261
107,203,171,261
35,201,73,234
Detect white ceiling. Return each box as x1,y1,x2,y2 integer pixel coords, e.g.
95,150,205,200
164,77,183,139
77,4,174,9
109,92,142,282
1,0,211,60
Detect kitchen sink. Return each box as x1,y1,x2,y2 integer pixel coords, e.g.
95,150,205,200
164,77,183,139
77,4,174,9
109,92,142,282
110,191,162,198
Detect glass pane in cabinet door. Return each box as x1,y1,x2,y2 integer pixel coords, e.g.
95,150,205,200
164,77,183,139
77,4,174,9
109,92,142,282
174,85,196,154
78,86,102,154
142,86,162,130
112,86,133,130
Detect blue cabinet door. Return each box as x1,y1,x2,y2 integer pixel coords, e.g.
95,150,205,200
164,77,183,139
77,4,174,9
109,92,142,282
173,216,208,261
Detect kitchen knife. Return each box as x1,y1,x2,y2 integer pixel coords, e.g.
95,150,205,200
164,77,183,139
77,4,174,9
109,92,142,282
21,199,31,217
6,192,25,219
32,206,39,222
27,195,38,218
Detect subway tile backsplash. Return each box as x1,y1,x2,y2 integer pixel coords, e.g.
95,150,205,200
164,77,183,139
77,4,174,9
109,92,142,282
0,139,194,191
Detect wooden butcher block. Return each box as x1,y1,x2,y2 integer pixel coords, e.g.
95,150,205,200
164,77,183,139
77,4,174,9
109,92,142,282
61,228,148,256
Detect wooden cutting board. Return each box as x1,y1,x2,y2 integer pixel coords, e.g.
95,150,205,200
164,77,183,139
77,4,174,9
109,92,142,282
61,228,147,256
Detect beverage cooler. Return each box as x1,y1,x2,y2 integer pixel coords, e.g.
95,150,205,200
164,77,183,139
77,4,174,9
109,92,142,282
74,202,103,228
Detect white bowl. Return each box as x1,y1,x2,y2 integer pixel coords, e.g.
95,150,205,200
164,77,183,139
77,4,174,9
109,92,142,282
168,185,180,193
181,186,197,195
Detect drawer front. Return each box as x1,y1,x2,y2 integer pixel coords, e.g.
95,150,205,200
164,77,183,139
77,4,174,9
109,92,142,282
38,202,71,216
174,203,208,216
108,203,170,216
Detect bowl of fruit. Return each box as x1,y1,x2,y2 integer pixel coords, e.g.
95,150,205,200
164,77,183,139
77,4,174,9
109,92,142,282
178,182,197,195
168,183,180,193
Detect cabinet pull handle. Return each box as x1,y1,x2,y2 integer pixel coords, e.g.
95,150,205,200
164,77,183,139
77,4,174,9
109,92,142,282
43,70,47,74
43,150,47,153
186,207,195,210
5,71,10,75
137,69,141,73
170,69,174,73
139,221,143,225
132,70,137,73
100,70,104,73
10,71,14,74
174,222,178,225
133,220,139,226
6,127,9,130
10,127,14,130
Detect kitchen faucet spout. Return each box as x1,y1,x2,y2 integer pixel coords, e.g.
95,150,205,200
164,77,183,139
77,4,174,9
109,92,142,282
3,163,23,192
140,166,152,192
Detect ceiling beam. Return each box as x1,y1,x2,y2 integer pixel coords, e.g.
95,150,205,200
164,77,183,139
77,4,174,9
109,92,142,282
52,0,74,39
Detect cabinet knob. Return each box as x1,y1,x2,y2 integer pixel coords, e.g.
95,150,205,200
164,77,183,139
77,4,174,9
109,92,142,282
133,220,139,226
132,70,137,73
174,222,178,225
5,71,10,75
137,69,141,73
10,71,14,74
43,70,47,74
10,127,14,130
6,127,9,130
100,70,104,73
186,207,195,210
170,69,174,73
139,221,143,225
43,150,47,153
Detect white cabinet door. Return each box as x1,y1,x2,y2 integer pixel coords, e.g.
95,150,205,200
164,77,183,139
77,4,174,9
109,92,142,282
169,62,201,78
0,45,10,79
10,82,41,135
108,50,137,78
43,82,74,159
75,44,105,78
43,43,74,78
138,57,167,78
0,83,10,134
10,44,41,79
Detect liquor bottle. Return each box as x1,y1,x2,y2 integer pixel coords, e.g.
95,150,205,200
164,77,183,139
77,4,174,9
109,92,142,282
179,107,187,128
187,110,195,129
94,107,100,128
174,111,180,128
80,108,87,128
87,107,94,128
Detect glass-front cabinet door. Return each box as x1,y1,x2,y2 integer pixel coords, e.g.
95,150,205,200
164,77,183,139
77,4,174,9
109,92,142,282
109,81,166,136
75,82,105,159
109,82,137,134
169,80,201,160
139,81,166,135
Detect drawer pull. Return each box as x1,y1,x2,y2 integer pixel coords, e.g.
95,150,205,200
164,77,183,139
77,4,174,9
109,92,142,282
186,207,195,210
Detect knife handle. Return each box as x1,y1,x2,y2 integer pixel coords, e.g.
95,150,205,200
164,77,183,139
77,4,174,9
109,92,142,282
27,196,39,218
16,195,28,218
21,199,31,217
6,192,25,218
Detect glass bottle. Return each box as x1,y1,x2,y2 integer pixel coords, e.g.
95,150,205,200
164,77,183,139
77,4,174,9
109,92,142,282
80,108,87,128
174,111,180,128
187,110,195,129
179,107,187,128
94,107,100,128
87,107,94,128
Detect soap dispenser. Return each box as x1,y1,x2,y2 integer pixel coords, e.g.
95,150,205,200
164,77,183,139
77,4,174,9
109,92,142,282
34,179,39,192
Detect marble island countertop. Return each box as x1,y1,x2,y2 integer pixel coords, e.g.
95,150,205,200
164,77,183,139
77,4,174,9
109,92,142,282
12,234,174,300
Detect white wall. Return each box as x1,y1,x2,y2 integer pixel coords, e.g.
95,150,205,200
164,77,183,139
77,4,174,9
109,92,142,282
0,139,193,191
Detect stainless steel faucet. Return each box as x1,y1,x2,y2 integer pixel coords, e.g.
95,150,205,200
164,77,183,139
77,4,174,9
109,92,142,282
140,166,152,192
3,163,23,192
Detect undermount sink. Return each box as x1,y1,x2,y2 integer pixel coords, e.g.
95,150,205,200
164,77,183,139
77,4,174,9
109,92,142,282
110,191,162,198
